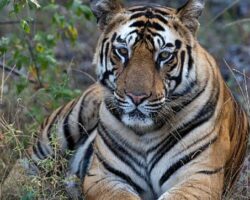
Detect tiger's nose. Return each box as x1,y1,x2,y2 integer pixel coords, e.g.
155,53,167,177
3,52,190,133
126,92,150,105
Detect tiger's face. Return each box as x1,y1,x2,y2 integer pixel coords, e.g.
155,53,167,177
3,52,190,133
92,0,204,132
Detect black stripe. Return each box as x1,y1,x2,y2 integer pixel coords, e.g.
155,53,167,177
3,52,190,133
130,12,168,25
116,35,125,43
169,50,185,90
149,22,165,31
95,151,144,194
128,7,147,12
129,6,171,16
175,40,182,49
130,12,147,20
63,109,75,150
100,38,108,66
98,123,145,179
127,30,139,37
104,42,110,69
154,8,171,16
148,89,218,172
171,89,204,112
130,21,145,28
78,90,94,137
100,69,115,88
159,138,217,186
33,145,43,159
74,125,97,178
153,14,168,24
111,32,117,42
170,80,198,101
187,45,194,71
165,43,174,48
37,140,47,158
147,29,165,47
197,167,223,175
77,144,94,179
174,132,217,158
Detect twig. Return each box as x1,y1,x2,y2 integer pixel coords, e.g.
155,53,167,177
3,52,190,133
71,69,96,83
243,70,250,115
223,18,250,28
205,0,240,28
0,62,36,83
232,69,250,80
0,57,5,104
224,59,248,104
25,38,43,87
0,20,42,25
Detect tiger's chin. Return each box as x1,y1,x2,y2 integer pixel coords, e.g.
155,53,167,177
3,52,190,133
121,113,155,133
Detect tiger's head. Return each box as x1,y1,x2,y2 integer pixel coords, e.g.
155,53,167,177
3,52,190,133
91,0,205,132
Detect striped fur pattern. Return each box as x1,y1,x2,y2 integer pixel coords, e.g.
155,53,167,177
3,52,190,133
27,84,105,178
27,0,249,200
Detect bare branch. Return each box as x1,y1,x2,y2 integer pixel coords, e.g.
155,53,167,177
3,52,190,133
0,62,36,84
0,20,42,25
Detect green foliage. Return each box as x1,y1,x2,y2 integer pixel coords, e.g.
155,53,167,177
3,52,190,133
0,0,93,123
0,0,10,10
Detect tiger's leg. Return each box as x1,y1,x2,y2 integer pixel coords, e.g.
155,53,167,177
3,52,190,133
158,168,224,200
83,154,141,200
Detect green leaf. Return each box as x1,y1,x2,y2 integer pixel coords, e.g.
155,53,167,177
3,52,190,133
79,5,93,20
0,37,10,55
21,20,30,34
52,13,65,28
16,78,28,94
0,0,10,11
21,188,36,200
42,4,59,11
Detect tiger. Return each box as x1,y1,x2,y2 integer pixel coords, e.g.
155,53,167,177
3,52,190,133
22,0,249,199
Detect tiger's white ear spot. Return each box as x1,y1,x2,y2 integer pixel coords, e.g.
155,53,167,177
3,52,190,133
177,0,205,35
90,0,124,30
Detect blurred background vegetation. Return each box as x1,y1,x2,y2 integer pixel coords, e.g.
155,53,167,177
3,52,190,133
0,0,249,199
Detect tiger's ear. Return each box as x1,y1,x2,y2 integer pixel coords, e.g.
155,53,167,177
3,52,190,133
177,0,205,36
90,0,124,30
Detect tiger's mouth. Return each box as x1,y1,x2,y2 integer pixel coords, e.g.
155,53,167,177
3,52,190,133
106,92,166,132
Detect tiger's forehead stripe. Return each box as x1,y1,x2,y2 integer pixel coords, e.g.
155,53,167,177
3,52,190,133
128,5,175,16
127,7,174,32
129,12,169,25
129,20,165,32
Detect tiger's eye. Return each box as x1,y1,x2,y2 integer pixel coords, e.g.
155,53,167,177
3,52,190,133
118,48,128,56
159,51,170,60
